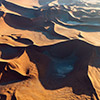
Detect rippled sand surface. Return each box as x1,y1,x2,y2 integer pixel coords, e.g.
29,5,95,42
0,0,100,100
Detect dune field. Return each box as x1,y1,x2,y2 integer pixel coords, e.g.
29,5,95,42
0,0,100,100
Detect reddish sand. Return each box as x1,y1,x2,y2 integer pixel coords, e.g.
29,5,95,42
0,0,100,100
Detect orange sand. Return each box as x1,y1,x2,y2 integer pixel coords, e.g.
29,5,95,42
0,0,100,100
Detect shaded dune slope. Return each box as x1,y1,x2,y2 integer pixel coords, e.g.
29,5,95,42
0,0,100,100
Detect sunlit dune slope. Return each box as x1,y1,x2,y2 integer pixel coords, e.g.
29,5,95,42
0,0,100,100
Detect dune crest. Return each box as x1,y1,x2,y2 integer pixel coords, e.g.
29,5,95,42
0,0,100,100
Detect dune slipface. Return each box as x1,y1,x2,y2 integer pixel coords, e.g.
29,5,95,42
0,0,100,100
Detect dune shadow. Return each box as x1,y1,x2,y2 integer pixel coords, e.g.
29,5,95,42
55,19,100,32
0,2,100,99
26,39,98,99
0,44,30,85
0,37,35,85
0,62,29,85
0,44,25,59
0,11,4,17
3,13,35,29
0,38,99,99
3,13,68,40
2,1,39,18
3,12,47,31
89,47,100,68
2,1,100,33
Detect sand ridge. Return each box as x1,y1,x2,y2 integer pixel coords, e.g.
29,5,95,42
0,0,100,100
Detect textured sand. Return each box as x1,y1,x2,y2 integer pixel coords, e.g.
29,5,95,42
0,0,100,100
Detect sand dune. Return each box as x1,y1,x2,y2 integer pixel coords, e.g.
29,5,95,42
6,0,40,8
0,0,100,100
